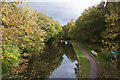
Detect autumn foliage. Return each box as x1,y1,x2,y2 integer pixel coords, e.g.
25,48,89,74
1,2,62,74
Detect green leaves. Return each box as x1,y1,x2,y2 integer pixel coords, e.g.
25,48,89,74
102,2,120,51
2,2,62,75
63,19,76,40
74,5,106,45
2,40,21,74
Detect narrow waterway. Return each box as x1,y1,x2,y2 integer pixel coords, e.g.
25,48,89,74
18,41,79,79
49,54,78,78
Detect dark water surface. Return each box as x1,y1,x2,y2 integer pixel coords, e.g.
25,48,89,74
20,41,78,79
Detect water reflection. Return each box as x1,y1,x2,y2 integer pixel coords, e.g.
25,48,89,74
20,41,78,79
49,54,78,78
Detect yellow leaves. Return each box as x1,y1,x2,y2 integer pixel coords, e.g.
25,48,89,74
12,3,16,7
32,43,35,47
105,42,107,44
29,43,32,46
109,43,112,47
2,18,6,21
10,30,13,34
14,39,18,43
20,26,24,29
26,39,29,41
2,26,4,29
16,2,19,5
55,44,58,46
1,2,62,52
25,29,29,32
105,47,109,50
110,30,113,32
112,33,118,38
105,19,109,23
29,43,35,47
22,44,26,48
6,22,10,25
41,43,44,45
1,55,4,59
27,21,31,24
16,30,20,34
102,40,104,43
39,38,44,42
1,7,6,12
111,23,116,26
15,1,23,5
107,17,111,20
9,54,14,58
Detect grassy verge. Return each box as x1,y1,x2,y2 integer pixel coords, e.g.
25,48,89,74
77,41,105,62
77,41,91,52
71,41,89,78
76,41,119,78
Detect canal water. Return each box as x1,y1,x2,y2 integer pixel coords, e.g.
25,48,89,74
18,41,79,79
49,54,78,78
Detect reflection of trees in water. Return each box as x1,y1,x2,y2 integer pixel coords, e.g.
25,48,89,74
64,44,77,62
20,41,64,79
19,41,77,79
55,42,77,62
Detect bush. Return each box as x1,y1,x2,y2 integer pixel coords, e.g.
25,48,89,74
2,40,21,74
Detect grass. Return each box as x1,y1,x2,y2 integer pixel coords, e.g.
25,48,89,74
96,52,106,62
71,41,89,78
76,41,106,62
75,41,119,78
77,41,91,52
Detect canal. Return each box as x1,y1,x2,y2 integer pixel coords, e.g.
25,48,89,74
19,41,79,79
49,54,78,78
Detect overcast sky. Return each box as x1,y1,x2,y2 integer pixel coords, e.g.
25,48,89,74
28,0,102,25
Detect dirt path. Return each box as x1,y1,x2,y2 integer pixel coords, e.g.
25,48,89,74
74,42,97,78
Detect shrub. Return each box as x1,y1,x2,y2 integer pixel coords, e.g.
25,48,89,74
2,40,21,74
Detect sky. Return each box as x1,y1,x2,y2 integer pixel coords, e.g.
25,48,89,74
28,0,102,26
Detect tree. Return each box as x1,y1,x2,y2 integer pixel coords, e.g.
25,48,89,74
75,4,106,49
63,19,76,40
1,2,62,75
101,2,120,76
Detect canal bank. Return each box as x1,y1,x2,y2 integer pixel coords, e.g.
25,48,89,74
71,41,97,78
71,42,89,78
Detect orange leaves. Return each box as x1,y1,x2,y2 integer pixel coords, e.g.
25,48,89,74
1,55,4,59
22,45,26,48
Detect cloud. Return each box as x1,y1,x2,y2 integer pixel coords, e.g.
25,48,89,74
29,1,101,25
